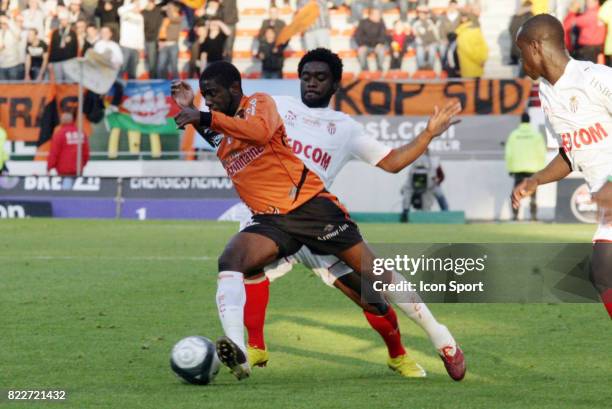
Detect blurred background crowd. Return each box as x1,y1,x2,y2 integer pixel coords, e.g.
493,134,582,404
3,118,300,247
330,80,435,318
0,0,610,82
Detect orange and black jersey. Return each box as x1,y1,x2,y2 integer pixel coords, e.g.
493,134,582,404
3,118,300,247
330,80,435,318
208,93,326,214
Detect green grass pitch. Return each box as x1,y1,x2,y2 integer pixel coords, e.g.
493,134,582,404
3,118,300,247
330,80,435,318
1,220,610,409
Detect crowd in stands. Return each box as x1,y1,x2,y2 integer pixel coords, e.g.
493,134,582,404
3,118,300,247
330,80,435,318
1,0,610,81
0,0,240,81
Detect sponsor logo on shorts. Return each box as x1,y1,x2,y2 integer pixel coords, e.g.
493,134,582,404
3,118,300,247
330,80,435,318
318,223,349,241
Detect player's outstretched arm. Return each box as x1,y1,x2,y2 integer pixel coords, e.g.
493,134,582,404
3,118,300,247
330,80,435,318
511,153,571,209
377,101,462,173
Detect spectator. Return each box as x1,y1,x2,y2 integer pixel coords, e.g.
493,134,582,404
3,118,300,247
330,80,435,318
93,25,123,70
599,0,612,66
42,0,61,35
22,0,46,39
455,12,488,78
354,8,387,72
253,6,285,54
564,0,606,63
142,0,163,79
0,124,8,174
158,1,182,79
509,1,533,65
218,0,238,61
95,0,121,42
13,13,28,80
0,15,22,80
75,18,88,54
82,23,98,55
298,0,331,50
68,0,89,24
441,31,460,77
504,112,546,221
389,20,414,70
257,26,286,78
47,111,90,176
25,28,49,80
48,10,78,81
413,6,440,70
189,22,207,77
199,19,230,69
118,0,144,79
438,0,461,42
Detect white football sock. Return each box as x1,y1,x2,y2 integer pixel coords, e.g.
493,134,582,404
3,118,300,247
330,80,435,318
385,271,456,353
216,270,247,354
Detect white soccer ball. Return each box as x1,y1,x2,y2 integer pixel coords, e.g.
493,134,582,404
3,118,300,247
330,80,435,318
170,336,220,385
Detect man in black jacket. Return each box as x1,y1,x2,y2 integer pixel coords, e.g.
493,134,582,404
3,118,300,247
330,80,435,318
354,8,388,72
48,10,78,82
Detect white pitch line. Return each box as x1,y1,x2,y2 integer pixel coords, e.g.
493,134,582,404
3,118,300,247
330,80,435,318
0,255,213,261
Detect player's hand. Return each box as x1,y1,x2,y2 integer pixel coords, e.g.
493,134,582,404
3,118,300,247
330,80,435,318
174,106,201,129
426,100,462,138
511,177,538,209
171,80,196,109
592,182,612,223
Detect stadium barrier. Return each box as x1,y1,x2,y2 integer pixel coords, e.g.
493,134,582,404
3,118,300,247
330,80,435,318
0,176,240,220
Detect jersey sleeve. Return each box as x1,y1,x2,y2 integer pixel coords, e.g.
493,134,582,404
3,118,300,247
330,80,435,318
210,93,282,145
347,122,392,165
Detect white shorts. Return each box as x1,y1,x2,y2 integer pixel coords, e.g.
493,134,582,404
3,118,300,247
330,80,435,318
594,221,612,242
264,246,353,287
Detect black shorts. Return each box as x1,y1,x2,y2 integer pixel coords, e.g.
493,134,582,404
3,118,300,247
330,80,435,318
242,193,363,257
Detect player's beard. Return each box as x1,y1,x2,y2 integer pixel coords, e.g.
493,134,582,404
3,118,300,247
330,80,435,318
302,89,334,108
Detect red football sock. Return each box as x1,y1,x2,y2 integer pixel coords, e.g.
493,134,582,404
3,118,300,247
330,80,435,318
243,277,270,349
363,306,406,358
601,289,612,320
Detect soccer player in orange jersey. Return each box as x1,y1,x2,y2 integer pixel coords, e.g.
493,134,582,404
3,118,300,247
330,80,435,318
174,61,433,380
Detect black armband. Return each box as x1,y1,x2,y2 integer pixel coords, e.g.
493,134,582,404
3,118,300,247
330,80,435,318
200,111,212,128
558,148,572,171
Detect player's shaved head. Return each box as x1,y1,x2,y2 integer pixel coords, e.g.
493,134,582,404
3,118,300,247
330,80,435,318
517,14,565,51
515,14,570,83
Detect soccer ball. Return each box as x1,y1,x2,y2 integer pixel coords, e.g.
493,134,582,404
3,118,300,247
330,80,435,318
170,336,220,385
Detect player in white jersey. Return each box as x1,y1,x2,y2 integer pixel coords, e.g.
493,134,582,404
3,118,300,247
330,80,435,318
238,48,466,380
513,14,612,319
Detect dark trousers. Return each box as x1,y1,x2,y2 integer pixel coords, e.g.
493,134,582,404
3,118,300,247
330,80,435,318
513,172,537,221
145,41,158,79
